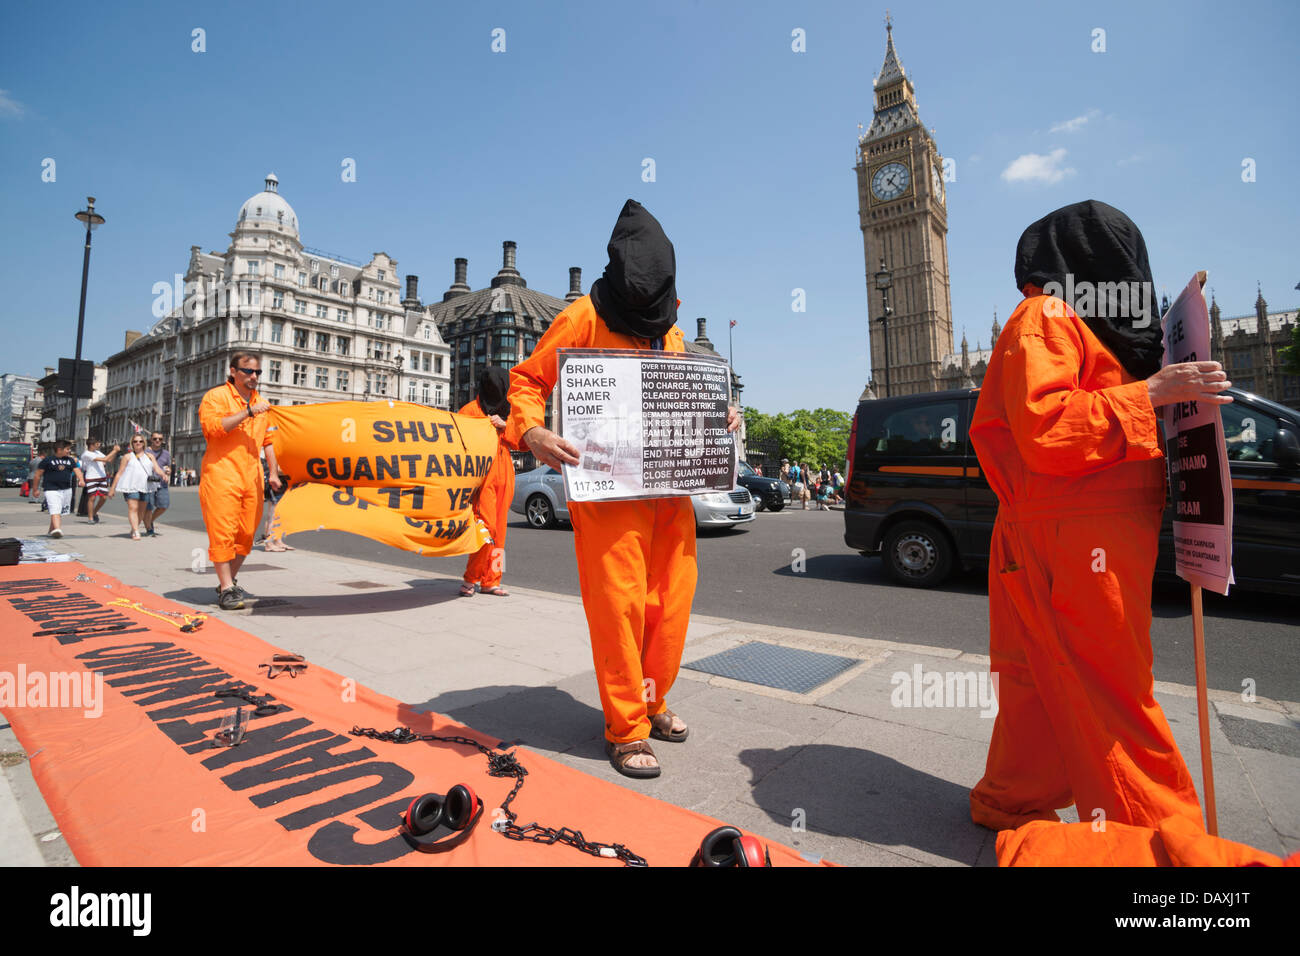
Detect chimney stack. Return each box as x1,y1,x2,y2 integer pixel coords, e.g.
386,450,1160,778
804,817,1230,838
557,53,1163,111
402,274,421,308
566,267,583,302
490,240,526,289
694,317,714,351
444,257,471,301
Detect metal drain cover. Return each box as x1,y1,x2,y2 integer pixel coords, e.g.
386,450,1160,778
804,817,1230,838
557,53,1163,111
684,641,858,694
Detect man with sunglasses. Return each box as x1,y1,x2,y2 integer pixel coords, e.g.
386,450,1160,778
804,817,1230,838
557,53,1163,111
143,431,172,536
198,352,282,610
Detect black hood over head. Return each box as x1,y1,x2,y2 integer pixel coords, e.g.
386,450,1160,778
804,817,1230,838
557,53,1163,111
476,366,511,419
589,199,678,340
1014,199,1163,379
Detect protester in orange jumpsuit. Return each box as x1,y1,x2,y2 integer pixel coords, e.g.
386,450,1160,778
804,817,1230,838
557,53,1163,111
199,352,281,611
459,367,516,597
508,200,741,778
969,200,1232,836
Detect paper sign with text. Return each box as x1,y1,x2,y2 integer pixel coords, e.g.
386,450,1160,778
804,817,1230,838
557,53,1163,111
1161,273,1234,595
555,349,735,502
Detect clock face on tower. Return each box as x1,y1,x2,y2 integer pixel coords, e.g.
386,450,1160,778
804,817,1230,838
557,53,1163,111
931,163,944,203
871,162,911,201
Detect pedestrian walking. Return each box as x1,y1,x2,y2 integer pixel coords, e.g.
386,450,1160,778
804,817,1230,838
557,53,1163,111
458,367,515,597
143,431,172,536
34,440,84,538
79,437,120,524
108,435,167,540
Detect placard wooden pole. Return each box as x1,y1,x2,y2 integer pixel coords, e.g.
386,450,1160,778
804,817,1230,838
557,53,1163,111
1190,583,1218,835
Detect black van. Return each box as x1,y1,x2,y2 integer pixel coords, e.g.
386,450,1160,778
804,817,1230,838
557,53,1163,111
843,386,1300,595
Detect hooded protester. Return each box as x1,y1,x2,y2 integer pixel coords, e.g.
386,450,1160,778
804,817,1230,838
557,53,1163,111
967,200,1232,846
507,199,742,778
459,367,516,596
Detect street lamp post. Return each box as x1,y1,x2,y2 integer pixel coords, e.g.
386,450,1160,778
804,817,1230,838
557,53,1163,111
72,197,106,442
874,257,894,398
394,351,403,403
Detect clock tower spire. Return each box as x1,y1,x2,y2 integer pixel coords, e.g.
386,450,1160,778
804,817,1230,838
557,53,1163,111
856,18,953,396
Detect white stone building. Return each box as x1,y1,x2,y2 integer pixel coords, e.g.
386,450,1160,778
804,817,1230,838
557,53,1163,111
0,373,39,441
102,174,453,473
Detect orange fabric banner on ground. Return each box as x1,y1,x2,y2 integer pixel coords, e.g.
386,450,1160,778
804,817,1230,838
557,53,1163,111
0,564,825,867
267,402,497,556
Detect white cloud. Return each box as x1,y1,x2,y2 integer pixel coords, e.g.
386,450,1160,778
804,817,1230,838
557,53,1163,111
0,90,24,119
1117,153,1145,167
1049,108,1101,134
1001,148,1075,184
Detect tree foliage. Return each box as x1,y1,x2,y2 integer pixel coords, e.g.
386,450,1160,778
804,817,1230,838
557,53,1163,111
744,406,853,468
1281,321,1300,376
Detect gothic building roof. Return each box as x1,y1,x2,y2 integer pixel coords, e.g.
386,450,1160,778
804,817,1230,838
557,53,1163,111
877,23,906,85
1218,309,1298,337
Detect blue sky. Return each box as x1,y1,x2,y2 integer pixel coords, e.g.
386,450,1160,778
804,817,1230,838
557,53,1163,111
2,0,1296,414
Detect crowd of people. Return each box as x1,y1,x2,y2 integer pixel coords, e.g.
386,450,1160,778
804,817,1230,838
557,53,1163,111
773,458,845,510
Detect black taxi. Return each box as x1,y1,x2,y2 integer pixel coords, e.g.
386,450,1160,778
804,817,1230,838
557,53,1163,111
843,387,1300,594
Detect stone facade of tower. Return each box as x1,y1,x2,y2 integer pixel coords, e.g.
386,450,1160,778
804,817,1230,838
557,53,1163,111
856,19,953,398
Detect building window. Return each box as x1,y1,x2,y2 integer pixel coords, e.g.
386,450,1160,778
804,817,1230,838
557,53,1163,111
272,290,284,310
268,360,282,384
294,298,306,314
270,321,283,343
337,309,349,323
423,326,431,340
407,380,418,402
435,384,444,407
409,353,420,371
315,332,329,353
336,369,349,391
315,304,327,319
435,356,444,374
375,374,389,396
294,329,308,350
297,272,307,287
335,336,349,356
292,363,307,386
421,382,430,404
315,367,328,389
330,265,339,278
377,270,386,281
274,264,284,278
247,260,260,276
310,260,319,273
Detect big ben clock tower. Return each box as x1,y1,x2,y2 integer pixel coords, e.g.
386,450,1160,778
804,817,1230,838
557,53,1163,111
856,16,954,396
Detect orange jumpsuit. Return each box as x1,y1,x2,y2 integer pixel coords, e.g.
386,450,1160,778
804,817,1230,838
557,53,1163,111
459,399,516,590
968,288,1203,833
199,381,275,563
508,296,696,744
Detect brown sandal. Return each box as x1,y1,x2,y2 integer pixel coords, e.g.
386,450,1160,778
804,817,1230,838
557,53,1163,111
606,739,661,779
649,708,689,743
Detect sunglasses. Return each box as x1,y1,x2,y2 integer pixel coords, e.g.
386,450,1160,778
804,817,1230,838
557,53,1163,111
235,367,262,376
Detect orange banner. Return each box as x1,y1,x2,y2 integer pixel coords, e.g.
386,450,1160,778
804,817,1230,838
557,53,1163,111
0,564,824,867
267,402,497,556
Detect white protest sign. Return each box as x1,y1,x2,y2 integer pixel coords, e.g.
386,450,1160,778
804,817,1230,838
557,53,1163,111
555,348,735,502
1161,272,1234,595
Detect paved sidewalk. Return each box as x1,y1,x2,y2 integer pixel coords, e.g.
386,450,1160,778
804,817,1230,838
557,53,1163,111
2,492,1296,866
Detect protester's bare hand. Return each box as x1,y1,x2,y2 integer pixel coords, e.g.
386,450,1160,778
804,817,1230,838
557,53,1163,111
523,426,580,470
488,414,507,432
726,405,743,434
268,475,283,493
1146,362,1233,408
250,401,272,416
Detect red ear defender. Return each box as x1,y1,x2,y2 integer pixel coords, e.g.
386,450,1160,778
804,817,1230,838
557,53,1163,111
691,826,773,867
401,787,484,851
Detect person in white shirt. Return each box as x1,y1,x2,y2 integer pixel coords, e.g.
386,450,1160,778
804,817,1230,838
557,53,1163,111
108,435,168,540
79,438,120,524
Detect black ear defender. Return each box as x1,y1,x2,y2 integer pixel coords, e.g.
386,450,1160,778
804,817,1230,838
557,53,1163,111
690,825,773,867
401,785,483,851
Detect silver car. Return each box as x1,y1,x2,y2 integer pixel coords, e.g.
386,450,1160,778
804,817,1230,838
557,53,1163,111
510,466,754,530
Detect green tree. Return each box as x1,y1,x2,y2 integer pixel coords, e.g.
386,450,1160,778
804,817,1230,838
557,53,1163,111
744,406,853,468
1281,321,1300,376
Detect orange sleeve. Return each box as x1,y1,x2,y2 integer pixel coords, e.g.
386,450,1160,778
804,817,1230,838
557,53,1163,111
507,312,587,441
1002,326,1162,478
199,388,231,442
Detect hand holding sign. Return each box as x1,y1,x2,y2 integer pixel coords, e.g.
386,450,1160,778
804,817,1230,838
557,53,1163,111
523,426,581,471
1146,361,1233,408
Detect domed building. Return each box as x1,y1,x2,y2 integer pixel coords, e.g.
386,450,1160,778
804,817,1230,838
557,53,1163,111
102,174,455,473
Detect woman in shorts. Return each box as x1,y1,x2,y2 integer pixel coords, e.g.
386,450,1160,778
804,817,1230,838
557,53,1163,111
108,436,168,540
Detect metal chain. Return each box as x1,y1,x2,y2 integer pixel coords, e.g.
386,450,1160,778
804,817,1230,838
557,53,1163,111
350,725,648,867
